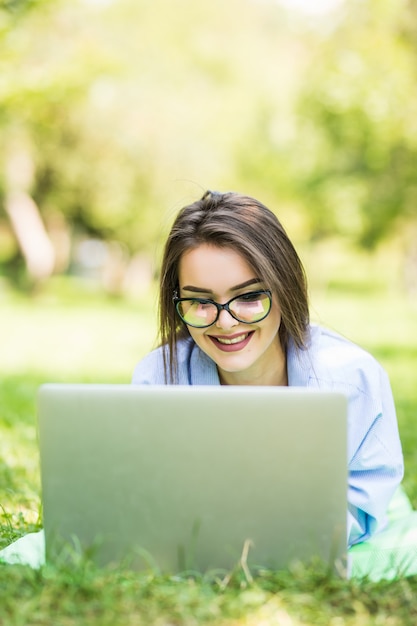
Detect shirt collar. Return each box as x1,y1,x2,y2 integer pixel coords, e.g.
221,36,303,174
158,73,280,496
189,343,220,385
188,324,316,387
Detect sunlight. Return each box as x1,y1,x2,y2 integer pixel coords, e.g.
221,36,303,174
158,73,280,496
278,0,344,15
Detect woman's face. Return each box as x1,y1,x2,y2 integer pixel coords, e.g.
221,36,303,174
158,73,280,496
177,244,287,386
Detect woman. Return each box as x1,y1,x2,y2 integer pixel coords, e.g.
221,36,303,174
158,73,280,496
132,190,404,549
1,190,413,577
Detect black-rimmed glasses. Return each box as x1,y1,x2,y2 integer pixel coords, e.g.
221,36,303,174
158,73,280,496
173,289,272,328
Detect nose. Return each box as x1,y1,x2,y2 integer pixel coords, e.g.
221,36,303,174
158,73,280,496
215,307,239,330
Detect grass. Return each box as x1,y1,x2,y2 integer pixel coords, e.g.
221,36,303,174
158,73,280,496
1,252,417,626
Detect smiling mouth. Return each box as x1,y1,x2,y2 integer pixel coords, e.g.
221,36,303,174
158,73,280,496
215,333,250,345
209,331,255,351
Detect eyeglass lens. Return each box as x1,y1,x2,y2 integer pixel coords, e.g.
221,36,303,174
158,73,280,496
176,291,271,327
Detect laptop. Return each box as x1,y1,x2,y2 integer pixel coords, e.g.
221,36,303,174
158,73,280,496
37,384,348,574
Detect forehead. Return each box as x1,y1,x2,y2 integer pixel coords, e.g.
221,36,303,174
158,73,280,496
178,244,257,292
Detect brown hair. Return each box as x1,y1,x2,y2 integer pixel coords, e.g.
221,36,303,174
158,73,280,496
159,190,309,382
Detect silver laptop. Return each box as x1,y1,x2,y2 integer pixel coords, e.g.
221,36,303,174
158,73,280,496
37,384,347,574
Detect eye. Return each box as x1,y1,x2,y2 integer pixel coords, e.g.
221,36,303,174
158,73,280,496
236,291,263,302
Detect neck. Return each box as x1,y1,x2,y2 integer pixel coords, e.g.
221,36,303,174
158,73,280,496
218,353,288,387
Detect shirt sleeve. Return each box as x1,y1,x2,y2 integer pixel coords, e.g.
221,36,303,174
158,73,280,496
346,364,404,546
293,326,405,547
131,347,167,385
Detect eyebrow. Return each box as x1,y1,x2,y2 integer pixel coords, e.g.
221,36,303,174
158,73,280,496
181,278,263,294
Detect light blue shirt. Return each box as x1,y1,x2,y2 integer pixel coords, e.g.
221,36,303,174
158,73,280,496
132,324,404,547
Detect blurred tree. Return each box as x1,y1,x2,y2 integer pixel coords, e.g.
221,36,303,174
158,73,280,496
0,0,295,287
0,0,59,283
292,0,417,248
7,0,417,289
234,0,417,256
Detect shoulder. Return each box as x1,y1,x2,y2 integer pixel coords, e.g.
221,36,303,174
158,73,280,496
301,325,398,460
131,345,164,385
131,337,216,385
304,325,386,394
131,337,195,384
310,325,376,366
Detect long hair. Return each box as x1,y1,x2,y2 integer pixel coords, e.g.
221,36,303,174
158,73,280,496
159,190,309,382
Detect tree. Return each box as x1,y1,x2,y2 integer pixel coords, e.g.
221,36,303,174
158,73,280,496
1,0,297,286
293,0,417,248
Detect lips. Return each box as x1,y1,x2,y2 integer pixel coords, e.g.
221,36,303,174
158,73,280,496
209,331,254,352
216,333,248,345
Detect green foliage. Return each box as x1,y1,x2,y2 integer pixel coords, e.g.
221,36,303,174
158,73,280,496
294,0,417,247
1,558,417,625
0,0,46,19
2,0,417,288
0,0,293,260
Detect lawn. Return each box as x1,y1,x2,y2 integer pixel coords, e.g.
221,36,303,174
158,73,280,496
1,252,417,626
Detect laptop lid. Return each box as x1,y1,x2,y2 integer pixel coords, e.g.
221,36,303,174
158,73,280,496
37,384,347,573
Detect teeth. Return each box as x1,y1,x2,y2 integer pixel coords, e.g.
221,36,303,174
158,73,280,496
216,334,247,345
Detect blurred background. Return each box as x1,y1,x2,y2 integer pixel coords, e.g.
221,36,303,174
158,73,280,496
1,0,416,296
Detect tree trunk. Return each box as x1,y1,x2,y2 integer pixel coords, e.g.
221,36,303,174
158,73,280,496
5,190,55,282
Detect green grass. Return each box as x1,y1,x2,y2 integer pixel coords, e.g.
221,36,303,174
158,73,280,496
1,262,417,626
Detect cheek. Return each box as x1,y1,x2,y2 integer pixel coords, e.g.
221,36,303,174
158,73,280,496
269,302,282,331
187,326,204,344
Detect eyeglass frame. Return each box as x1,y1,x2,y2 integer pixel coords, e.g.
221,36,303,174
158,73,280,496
172,289,273,328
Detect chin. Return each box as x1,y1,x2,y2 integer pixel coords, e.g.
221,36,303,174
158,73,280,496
215,355,256,374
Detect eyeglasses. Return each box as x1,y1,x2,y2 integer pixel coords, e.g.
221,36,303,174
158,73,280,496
173,289,272,328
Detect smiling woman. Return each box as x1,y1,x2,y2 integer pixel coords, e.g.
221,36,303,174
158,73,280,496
131,190,408,564
176,245,285,386
153,190,309,385
2,190,414,578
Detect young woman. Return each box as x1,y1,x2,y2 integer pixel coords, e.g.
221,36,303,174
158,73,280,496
2,190,414,577
132,190,404,550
